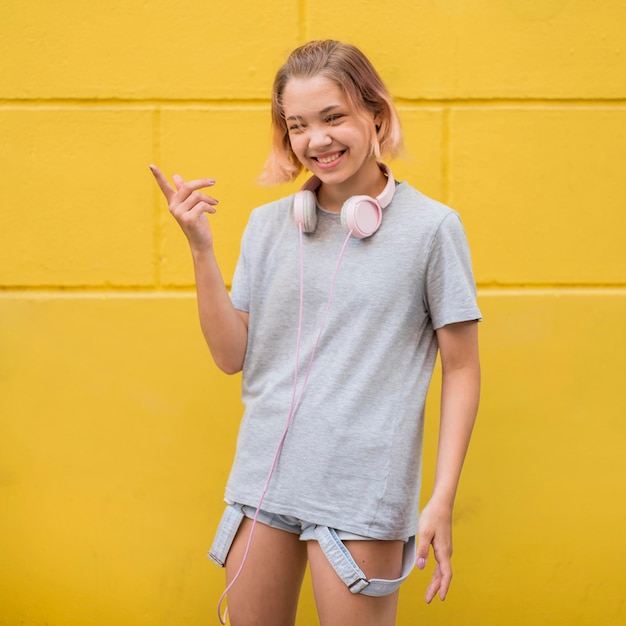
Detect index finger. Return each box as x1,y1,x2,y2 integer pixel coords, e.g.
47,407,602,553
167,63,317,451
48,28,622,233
149,164,176,202
433,554,453,602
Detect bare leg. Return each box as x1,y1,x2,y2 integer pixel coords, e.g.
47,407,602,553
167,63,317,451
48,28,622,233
224,518,308,626
307,539,404,626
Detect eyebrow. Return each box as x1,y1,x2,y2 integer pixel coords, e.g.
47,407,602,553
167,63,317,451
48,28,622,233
286,104,341,121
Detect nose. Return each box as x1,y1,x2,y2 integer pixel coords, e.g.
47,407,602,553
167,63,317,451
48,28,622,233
308,124,332,150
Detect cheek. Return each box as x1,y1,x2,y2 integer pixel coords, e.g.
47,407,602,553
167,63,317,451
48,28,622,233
340,125,371,145
288,134,307,157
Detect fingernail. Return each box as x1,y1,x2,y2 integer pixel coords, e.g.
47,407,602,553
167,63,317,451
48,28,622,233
417,557,426,570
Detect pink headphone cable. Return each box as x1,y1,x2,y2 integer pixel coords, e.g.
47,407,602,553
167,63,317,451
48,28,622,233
217,226,354,624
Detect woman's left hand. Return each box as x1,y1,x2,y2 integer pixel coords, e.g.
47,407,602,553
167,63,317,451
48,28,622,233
416,498,453,603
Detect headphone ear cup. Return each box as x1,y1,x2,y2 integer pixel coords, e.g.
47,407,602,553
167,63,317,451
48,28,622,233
293,190,318,233
341,196,383,239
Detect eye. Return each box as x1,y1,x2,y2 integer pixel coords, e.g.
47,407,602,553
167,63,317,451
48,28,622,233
325,114,344,125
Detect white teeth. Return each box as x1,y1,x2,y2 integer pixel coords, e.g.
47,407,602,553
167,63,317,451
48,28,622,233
316,153,341,164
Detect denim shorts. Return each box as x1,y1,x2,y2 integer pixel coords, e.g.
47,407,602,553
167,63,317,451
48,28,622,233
208,502,416,597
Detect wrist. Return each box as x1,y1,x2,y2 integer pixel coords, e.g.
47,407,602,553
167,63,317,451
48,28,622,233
426,489,456,512
190,244,215,262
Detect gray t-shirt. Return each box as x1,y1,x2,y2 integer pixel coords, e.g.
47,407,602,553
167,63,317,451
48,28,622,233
225,181,481,540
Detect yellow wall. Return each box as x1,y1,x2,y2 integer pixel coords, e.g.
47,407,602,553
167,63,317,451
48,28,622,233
1,1,625,624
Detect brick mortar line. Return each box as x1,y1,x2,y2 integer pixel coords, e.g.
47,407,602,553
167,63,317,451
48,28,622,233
152,108,164,287
441,107,451,205
298,0,307,42
1,286,625,297
1,99,626,109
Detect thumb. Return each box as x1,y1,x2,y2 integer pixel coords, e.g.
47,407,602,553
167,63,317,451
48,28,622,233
416,533,431,570
172,174,184,190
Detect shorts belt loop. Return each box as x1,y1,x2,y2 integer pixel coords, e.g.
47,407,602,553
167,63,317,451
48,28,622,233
207,503,246,567
314,526,370,593
314,526,416,597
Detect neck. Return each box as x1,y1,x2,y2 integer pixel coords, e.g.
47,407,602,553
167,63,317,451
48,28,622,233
317,160,387,212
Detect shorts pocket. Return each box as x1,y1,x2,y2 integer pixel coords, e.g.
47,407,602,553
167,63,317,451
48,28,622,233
207,504,245,567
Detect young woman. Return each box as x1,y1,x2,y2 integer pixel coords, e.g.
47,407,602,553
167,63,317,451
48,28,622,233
150,40,481,626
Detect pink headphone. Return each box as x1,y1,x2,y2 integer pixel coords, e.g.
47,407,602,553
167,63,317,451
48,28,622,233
293,163,396,239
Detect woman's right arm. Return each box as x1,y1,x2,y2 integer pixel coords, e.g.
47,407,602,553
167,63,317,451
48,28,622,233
149,165,248,374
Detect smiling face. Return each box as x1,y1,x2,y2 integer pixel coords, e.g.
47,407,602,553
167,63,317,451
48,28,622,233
281,74,383,202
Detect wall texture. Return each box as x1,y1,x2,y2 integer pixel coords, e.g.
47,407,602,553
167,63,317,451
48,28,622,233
1,1,625,624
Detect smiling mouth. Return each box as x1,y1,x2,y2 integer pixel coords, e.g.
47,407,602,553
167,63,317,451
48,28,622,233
313,151,345,164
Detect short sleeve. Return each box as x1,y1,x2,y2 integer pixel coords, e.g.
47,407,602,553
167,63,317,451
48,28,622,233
230,222,252,313
424,212,482,329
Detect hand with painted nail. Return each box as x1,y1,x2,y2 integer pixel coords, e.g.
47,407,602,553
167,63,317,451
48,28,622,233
416,498,453,603
149,164,219,253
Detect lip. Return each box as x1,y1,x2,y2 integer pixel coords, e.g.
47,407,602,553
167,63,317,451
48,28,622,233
310,150,345,169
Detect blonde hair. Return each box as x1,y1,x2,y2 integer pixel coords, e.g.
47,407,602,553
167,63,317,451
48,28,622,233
259,40,403,185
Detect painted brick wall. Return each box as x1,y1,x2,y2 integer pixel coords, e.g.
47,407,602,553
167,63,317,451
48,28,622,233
1,1,625,624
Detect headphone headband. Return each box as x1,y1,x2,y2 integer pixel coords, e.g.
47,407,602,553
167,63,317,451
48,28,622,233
300,163,395,208
375,163,395,209
294,163,395,239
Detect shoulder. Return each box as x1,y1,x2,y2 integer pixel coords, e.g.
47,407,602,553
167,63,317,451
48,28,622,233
248,194,293,224
239,193,294,240
392,182,455,219
387,181,465,239
238,193,298,259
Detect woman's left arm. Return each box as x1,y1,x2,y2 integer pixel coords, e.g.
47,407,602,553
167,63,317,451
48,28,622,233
416,319,480,603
